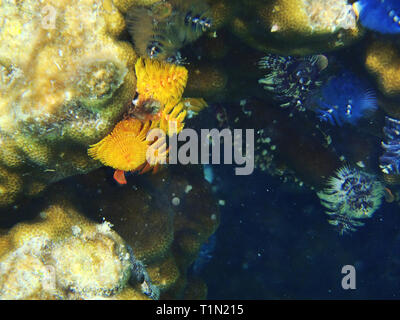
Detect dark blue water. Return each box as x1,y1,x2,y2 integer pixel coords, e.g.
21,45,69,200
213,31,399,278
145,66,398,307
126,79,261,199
195,165,400,299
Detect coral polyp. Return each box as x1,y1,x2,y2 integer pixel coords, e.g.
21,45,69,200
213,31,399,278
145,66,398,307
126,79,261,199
380,116,400,175
317,166,384,234
232,0,360,56
365,40,400,97
353,0,400,34
314,72,377,126
0,199,136,300
0,0,137,207
258,54,327,111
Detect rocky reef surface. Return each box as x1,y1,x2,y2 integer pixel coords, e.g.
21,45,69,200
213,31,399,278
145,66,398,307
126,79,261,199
1,0,400,299
0,165,219,299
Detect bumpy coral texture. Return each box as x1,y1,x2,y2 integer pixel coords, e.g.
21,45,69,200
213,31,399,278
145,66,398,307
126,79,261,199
79,166,220,299
365,40,400,97
0,165,220,299
0,0,137,207
0,196,143,300
228,0,361,55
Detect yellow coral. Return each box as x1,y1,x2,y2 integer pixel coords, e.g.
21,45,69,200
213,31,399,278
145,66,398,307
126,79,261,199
96,187,175,263
0,163,220,299
365,41,400,97
50,228,131,298
79,165,220,298
113,0,161,14
0,197,134,299
135,57,188,105
228,0,362,55
147,253,180,291
263,0,358,35
0,0,138,208
206,0,233,29
186,63,227,99
0,167,23,207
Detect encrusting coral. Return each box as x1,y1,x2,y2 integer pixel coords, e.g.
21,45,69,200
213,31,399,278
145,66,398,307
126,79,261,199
113,0,162,14
186,62,228,100
0,0,137,207
0,195,143,300
95,165,220,299
365,40,400,97
227,0,362,55
1,0,383,300
0,164,220,300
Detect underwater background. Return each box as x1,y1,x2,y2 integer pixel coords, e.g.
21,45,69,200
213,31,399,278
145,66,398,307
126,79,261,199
202,165,400,299
1,0,400,299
